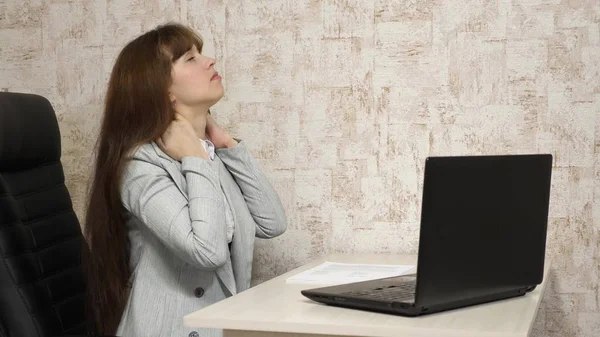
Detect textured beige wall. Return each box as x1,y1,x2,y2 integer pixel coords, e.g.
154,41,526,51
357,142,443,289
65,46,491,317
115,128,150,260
1,0,599,336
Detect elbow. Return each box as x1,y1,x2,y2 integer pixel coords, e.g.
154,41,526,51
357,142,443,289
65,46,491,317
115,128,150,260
254,192,289,238
190,243,228,270
205,251,228,270
273,216,287,237
271,208,288,237
256,214,287,239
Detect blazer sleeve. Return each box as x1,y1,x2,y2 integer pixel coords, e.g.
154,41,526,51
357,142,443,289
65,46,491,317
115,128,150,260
216,141,287,239
120,155,228,270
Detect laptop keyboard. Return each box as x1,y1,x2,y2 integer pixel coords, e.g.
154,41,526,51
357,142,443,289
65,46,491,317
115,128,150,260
340,280,416,302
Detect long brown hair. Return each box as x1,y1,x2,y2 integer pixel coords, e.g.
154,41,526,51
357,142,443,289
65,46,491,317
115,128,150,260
82,23,204,335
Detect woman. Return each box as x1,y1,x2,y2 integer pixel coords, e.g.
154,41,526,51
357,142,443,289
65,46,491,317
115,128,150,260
83,23,287,337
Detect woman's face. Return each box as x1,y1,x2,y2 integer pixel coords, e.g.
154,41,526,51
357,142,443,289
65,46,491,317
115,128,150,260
169,45,223,109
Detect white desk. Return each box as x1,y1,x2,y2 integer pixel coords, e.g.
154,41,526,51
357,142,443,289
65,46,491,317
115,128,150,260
184,254,549,337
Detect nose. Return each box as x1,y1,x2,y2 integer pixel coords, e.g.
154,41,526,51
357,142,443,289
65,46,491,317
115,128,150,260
205,56,216,69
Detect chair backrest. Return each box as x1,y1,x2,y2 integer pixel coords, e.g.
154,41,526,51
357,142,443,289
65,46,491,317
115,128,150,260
0,92,89,336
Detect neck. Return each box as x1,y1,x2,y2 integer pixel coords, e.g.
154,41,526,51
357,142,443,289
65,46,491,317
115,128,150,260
175,104,209,139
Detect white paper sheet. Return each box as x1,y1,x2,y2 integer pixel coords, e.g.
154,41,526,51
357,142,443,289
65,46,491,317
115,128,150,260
286,261,415,286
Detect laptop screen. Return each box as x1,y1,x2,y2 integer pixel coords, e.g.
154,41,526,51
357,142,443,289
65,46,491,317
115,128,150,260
414,154,552,307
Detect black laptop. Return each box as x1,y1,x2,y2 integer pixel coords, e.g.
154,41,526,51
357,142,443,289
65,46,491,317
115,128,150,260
301,154,553,316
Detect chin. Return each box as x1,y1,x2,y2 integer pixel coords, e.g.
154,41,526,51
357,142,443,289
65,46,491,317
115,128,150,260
215,88,225,102
206,93,224,107
194,88,223,106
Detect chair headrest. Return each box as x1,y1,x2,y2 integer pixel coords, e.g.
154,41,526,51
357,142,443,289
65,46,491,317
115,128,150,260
0,92,61,171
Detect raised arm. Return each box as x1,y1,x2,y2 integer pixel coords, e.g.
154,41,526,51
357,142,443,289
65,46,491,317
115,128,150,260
216,142,287,239
120,155,228,269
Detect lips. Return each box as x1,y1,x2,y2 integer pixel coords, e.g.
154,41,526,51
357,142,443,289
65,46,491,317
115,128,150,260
211,72,221,81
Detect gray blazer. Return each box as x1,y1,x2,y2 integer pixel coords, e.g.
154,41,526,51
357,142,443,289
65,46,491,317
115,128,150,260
115,141,287,337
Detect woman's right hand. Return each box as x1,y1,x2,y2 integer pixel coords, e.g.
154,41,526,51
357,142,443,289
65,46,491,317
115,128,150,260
157,113,208,161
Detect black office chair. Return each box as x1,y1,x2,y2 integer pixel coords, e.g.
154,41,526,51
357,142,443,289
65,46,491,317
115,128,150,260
0,92,94,336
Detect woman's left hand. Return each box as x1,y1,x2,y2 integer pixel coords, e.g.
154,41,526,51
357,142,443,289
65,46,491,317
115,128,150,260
205,113,238,149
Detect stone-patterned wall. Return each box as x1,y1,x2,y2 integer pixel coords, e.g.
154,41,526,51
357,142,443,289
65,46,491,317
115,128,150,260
1,0,599,335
